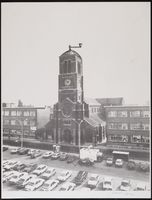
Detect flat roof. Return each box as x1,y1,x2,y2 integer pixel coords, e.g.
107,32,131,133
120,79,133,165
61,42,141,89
104,105,150,108
112,151,129,155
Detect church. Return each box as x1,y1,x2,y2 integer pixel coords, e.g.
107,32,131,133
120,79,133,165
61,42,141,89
51,44,107,147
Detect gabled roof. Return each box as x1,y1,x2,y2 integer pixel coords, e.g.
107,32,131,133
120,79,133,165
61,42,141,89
84,98,101,106
96,97,124,106
84,114,105,127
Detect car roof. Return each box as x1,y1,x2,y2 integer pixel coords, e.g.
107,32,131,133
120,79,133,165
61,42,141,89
122,179,130,183
45,179,59,184
116,159,122,161
61,182,75,188
37,164,47,167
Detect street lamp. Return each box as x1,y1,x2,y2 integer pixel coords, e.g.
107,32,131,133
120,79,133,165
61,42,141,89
72,119,83,153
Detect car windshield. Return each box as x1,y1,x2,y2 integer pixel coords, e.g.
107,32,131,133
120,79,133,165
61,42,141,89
46,170,51,174
12,175,18,179
43,183,50,187
122,181,129,186
19,178,25,182
60,187,66,191
107,158,112,161
104,181,111,184
90,177,96,181
28,182,34,186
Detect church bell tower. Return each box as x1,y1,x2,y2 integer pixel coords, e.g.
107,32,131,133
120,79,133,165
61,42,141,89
53,44,85,146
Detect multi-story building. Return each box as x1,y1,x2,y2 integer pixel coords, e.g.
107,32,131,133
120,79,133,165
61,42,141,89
2,104,51,139
104,105,150,152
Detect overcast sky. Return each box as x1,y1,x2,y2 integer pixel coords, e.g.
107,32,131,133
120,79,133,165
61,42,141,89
2,2,150,106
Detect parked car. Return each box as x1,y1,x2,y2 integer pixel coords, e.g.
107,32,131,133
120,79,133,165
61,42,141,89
8,172,28,185
42,151,54,159
18,148,29,155
4,160,21,171
40,167,56,180
32,164,48,176
115,159,123,168
51,152,60,160
40,179,59,191
59,153,68,161
31,150,42,159
16,174,37,189
24,178,45,191
72,171,88,186
106,158,113,166
13,163,27,171
67,156,77,163
87,174,100,188
78,158,94,166
137,162,149,172
10,147,21,154
98,177,113,191
3,171,16,183
127,160,136,170
59,182,76,191
119,179,131,191
27,149,37,156
22,163,38,173
57,170,72,182
134,183,147,191
3,146,8,151
79,187,91,191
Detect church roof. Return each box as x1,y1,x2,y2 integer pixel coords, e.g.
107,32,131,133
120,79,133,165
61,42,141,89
96,97,124,106
84,98,101,106
60,49,82,59
84,114,105,127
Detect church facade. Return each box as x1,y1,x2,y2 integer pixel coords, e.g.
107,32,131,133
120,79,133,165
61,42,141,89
52,46,106,147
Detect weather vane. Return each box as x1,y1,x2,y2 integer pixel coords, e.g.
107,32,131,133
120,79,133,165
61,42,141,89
69,43,82,51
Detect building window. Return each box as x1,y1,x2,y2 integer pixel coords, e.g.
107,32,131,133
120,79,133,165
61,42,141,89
130,111,140,117
17,111,22,116
117,111,128,117
30,120,35,126
24,111,30,116
108,135,128,143
11,120,16,125
130,123,141,130
141,111,150,118
108,123,117,129
10,130,17,134
23,120,29,126
142,124,150,130
118,123,128,130
108,111,117,117
11,111,16,116
3,129,9,134
24,130,29,136
63,61,68,73
4,111,9,116
78,62,81,74
30,111,36,117
4,120,9,125
67,60,71,73
63,119,71,126
131,135,149,144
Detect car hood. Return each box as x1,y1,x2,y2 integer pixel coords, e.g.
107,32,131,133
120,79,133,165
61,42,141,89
9,178,18,183
25,185,34,191
120,185,130,191
88,180,97,185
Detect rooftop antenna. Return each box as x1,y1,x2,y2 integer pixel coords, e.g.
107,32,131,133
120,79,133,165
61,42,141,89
69,43,82,51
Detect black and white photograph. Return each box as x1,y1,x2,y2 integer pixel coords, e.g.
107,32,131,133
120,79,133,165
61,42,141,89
1,2,151,199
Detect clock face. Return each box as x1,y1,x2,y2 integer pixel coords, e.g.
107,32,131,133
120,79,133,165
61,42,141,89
62,102,73,117
64,79,71,86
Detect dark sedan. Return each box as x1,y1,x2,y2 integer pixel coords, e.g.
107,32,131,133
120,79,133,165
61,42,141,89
18,148,29,155
59,153,68,161
22,163,38,173
72,171,88,186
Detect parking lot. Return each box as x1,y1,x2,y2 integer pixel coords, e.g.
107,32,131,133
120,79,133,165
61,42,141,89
2,146,150,193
